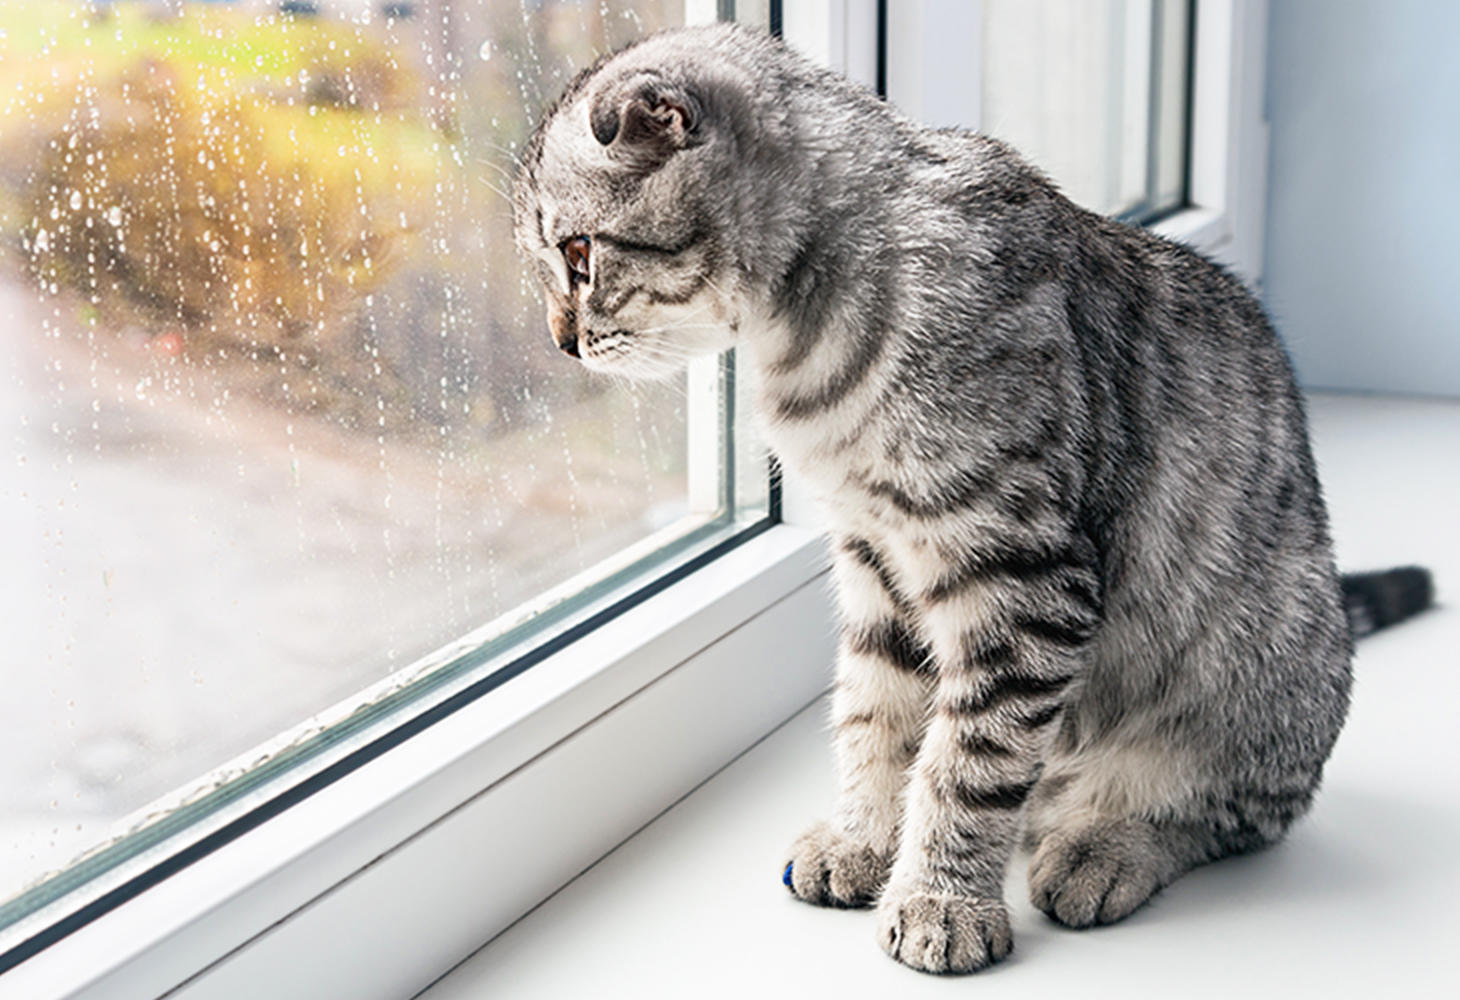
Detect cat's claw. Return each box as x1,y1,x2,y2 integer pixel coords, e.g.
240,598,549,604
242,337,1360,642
783,821,890,908
876,886,1013,974
1028,820,1170,928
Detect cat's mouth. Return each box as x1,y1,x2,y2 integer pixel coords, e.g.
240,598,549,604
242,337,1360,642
581,329,638,361
577,329,689,380
580,329,634,359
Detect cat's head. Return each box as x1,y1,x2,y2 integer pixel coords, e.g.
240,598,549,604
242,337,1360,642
513,25,779,379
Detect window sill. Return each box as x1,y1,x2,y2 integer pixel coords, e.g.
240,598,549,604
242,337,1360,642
419,391,1460,999
1151,205,1227,252
2,524,836,1000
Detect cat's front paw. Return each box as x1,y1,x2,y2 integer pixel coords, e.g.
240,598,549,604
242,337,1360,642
783,821,890,908
875,885,1012,974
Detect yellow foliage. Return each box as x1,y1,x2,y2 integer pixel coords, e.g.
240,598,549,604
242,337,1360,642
20,29,442,353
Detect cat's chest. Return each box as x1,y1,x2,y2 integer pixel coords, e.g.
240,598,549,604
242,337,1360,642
759,408,897,530
744,335,936,537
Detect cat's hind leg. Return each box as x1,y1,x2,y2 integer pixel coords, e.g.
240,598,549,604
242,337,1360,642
1024,750,1312,928
784,537,933,908
1027,816,1207,927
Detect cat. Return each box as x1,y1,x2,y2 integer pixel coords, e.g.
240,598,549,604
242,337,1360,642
512,23,1433,974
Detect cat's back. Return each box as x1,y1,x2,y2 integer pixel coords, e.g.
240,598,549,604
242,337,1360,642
888,123,1342,633
898,127,1307,463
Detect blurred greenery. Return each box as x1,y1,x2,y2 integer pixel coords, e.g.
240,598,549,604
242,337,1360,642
3,3,436,342
0,0,680,437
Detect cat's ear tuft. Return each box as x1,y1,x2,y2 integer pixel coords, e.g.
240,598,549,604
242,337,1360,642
589,74,701,161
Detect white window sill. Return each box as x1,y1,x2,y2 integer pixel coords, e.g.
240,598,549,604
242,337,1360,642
2,523,837,1000
420,391,1460,999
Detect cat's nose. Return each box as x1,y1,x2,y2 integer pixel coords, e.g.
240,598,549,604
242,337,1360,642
548,304,580,358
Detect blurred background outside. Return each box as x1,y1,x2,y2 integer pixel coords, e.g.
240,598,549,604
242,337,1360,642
0,0,691,910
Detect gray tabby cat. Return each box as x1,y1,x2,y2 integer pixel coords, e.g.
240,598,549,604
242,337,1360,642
512,24,1432,974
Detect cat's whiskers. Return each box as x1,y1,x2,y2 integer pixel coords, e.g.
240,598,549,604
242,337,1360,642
632,296,722,334
473,174,514,204
600,351,697,390
474,153,519,187
584,336,697,384
699,273,732,298
627,338,716,364
610,355,692,391
631,321,725,338
475,142,527,174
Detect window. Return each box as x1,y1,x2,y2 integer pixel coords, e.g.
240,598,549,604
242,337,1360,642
0,0,769,976
982,0,1192,222
0,3,1266,998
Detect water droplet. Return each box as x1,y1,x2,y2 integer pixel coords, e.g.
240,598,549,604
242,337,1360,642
478,41,492,62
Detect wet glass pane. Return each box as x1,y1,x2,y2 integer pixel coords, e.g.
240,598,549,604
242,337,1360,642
982,0,1191,220
0,0,764,932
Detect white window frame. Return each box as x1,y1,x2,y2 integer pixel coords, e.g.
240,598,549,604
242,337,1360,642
1152,0,1269,286
0,3,1267,998
888,0,1269,285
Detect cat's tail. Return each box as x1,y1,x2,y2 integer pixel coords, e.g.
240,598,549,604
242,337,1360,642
1341,567,1433,639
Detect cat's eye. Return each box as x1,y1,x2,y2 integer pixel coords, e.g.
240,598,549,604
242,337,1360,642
562,235,592,284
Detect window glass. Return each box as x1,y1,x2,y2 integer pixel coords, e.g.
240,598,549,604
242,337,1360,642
0,0,766,943
981,0,1192,221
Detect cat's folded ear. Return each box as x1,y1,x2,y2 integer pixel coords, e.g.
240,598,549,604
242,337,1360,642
589,72,703,164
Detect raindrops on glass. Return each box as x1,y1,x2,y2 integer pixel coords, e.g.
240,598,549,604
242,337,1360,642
2,0,699,915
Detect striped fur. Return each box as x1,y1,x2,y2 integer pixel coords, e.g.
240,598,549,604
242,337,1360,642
1341,566,1433,638
514,24,1434,975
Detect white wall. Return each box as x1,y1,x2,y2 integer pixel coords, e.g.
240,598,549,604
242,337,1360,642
1263,0,1460,397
